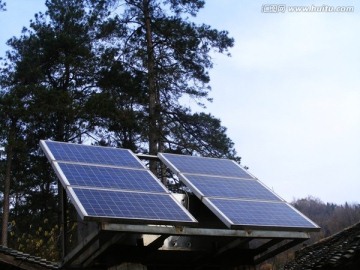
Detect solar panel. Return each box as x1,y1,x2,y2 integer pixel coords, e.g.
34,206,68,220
56,162,166,193
43,140,144,168
182,174,281,201
204,198,318,230
158,153,254,179
40,140,197,225
158,153,319,231
69,188,195,224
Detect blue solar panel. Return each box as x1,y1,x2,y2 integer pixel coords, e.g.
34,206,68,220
57,162,166,193
43,140,144,168
70,188,195,224
205,198,318,229
159,153,254,179
182,174,281,201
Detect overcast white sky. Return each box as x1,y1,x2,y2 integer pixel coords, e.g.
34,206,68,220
1,0,359,204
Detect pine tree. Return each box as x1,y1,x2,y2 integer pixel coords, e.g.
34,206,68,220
94,0,235,171
0,0,103,249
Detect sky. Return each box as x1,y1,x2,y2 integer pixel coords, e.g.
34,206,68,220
0,0,359,205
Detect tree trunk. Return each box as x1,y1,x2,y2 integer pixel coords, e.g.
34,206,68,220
143,0,159,174
1,141,13,246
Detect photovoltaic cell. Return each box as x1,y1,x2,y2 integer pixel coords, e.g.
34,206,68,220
182,174,281,201
159,153,254,179
44,140,144,168
70,188,195,224
205,198,317,229
57,162,166,193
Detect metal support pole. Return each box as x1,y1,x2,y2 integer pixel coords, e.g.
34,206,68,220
59,183,68,259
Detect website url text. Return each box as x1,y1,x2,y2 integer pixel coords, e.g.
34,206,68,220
261,4,355,13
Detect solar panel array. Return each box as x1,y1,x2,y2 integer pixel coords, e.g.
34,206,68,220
41,140,318,231
158,153,319,231
41,140,196,225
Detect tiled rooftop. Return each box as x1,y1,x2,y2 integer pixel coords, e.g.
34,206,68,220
0,245,59,270
284,221,360,270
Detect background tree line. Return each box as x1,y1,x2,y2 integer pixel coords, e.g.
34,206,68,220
0,0,238,256
292,196,360,243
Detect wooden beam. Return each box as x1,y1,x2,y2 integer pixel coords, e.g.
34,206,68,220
215,238,252,256
254,238,305,264
82,233,126,267
62,228,101,267
145,235,168,250
252,239,284,256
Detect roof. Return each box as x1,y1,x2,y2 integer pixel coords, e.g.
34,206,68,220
0,245,59,270
284,221,360,270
